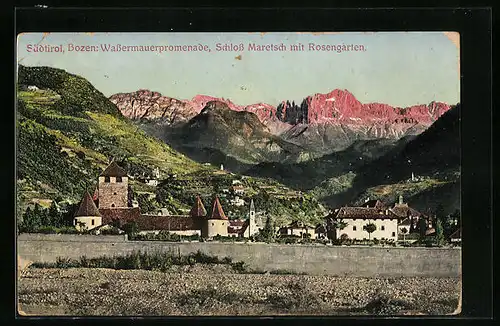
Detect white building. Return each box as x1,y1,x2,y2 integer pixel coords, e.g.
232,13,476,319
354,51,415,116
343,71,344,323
333,206,399,241
230,196,246,207
73,191,102,231
232,185,245,195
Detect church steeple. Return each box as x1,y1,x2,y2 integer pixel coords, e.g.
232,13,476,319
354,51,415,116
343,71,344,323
247,199,257,237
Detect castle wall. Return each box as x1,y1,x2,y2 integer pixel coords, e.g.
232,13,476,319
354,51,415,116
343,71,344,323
98,176,128,208
17,234,461,277
138,230,201,236
206,219,228,237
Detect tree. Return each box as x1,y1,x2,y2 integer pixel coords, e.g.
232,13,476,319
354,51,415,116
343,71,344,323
363,223,376,241
435,204,446,222
417,218,428,240
401,227,408,245
48,201,62,227
122,221,138,238
19,206,39,233
326,218,348,241
409,215,415,233
435,219,445,246
259,215,275,243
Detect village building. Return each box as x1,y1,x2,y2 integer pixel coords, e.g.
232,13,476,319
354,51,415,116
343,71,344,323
231,185,245,195
229,196,246,207
330,206,399,241
74,161,259,239
325,195,429,241
278,221,316,238
388,195,426,233
73,191,102,231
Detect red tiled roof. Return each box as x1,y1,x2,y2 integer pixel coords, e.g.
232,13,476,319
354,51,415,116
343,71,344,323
336,207,399,220
390,205,423,219
228,220,249,235
100,161,127,177
136,215,202,231
229,220,246,227
99,207,141,226
363,200,386,209
209,197,228,220
75,192,101,217
190,195,207,218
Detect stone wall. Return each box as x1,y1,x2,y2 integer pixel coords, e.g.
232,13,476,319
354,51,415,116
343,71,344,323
17,234,461,277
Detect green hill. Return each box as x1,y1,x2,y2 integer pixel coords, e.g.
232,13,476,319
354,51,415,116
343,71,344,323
16,65,326,227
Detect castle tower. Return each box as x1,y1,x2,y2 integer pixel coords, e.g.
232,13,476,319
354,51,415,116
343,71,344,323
203,196,228,238
190,195,207,218
74,191,102,231
98,161,129,209
247,199,257,237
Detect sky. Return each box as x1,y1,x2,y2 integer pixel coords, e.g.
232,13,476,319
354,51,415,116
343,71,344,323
16,32,460,108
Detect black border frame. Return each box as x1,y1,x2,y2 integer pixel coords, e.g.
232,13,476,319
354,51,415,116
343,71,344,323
7,5,493,323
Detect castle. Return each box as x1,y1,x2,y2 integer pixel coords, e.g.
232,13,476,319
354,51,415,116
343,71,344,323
73,161,259,238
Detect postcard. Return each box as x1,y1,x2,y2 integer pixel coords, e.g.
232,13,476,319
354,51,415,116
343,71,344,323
16,31,461,316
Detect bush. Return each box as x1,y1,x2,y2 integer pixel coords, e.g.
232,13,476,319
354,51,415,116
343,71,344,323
30,250,249,274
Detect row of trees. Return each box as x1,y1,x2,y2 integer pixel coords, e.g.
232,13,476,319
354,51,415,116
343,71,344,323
19,201,77,233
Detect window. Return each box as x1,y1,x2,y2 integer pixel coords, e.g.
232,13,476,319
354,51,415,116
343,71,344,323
111,203,115,207
113,192,117,195
353,226,357,231
212,223,214,226
104,176,110,183
222,222,224,226
116,176,122,182
392,232,396,237
91,219,95,226
381,225,385,231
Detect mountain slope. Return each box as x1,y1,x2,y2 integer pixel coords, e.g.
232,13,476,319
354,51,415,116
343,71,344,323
167,100,310,165
17,66,208,213
321,104,460,212
16,65,326,226
244,136,414,191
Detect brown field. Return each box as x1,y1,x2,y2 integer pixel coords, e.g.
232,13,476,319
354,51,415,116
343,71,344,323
17,265,461,316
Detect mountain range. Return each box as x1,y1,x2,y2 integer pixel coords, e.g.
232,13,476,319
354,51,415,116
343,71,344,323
110,86,459,215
